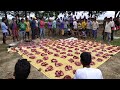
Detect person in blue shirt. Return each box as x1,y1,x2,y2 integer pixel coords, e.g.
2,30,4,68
1,17,8,44
30,17,36,40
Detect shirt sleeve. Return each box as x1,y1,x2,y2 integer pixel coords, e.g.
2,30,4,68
4,23,8,29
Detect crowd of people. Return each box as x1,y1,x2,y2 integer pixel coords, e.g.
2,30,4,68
1,14,120,44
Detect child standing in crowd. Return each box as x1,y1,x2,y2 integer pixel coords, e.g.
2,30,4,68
10,18,19,42
1,17,8,44
47,19,52,36
39,18,45,39
19,19,27,41
52,18,57,36
105,18,113,43
92,18,99,40
25,18,31,40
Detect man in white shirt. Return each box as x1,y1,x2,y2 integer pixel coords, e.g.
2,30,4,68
73,20,78,36
92,18,99,39
105,18,113,43
74,52,103,79
1,17,8,44
35,18,39,38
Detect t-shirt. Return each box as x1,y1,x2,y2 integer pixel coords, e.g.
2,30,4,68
48,22,52,29
81,21,87,29
56,21,61,28
105,21,113,33
73,21,77,29
92,21,99,30
52,20,56,28
35,20,38,27
64,21,68,29
25,21,31,32
87,20,93,29
40,20,45,28
77,22,82,29
60,21,64,29
31,20,36,29
19,22,27,31
74,67,103,79
1,22,8,33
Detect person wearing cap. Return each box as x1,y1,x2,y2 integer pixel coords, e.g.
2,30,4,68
74,52,103,79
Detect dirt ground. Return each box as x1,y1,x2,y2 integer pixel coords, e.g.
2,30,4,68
0,27,120,79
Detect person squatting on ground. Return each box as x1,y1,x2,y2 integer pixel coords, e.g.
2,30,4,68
74,52,103,79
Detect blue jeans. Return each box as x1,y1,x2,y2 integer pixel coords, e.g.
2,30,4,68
105,32,111,42
40,28,45,39
19,31,25,40
92,30,97,39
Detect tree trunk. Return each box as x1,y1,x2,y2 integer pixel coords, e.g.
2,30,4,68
35,11,38,17
114,11,118,18
25,11,27,18
3,11,7,19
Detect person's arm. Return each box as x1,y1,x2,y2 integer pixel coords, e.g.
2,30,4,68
4,23,8,30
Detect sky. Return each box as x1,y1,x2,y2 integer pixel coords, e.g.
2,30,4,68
6,11,115,20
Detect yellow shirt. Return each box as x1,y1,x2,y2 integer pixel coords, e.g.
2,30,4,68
25,21,31,32
81,21,87,29
77,23,82,29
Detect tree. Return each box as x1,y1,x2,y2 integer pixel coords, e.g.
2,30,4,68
84,11,106,17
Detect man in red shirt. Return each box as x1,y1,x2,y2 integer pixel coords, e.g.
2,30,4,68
39,17,45,39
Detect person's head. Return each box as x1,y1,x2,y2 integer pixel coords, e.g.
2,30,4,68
80,52,91,67
21,19,24,23
2,17,7,22
64,14,66,17
25,17,28,21
12,18,15,22
14,59,31,79
30,17,32,20
107,18,110,22
110,17,112,21
60,17,62,20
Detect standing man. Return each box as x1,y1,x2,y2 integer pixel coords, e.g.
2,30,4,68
19,19,27,41
30,17,36,40
69,15,74,30
35,18,39,38
1,17,8,44
39,17,45,39
105,18,113,43
92,18,99,40
52,18,57,37
86,18,92,38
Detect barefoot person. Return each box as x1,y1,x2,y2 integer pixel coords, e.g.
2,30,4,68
39,17,45,39
10,18,19,42
25,18,31,40
19,19,27,41
1,17,8,44
74,52,103,79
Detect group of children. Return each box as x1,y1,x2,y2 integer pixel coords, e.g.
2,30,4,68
1,14,120,44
